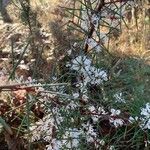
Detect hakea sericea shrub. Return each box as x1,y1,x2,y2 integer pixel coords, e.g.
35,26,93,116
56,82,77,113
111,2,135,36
28,0,150,149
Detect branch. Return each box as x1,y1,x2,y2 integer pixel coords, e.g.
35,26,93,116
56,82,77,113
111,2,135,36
84,0,105,53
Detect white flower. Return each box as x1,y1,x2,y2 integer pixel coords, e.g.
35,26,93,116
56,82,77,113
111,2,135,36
18,64,29,70
128,116,138,123
66,62,71,67
109,118,124,128
98,107,107,115
71,55,91,71
67,49,72,55
141,103,150,117
140,103,150,129
114,92,126,103
69,55,108,87
143,119,150,129
97,70,108,81
92,116,99,123
87,136,95,143
46,139,62,150
61,128,82,148
136,103,150,129
66,101,78,110
88,67,108,84
0,123,3,133
88,106,96,113
76,82,87,93
110,109,124,127
86,125,97,142
110,109,121,116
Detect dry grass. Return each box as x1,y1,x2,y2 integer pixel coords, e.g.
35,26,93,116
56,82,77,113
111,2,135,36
30,0,68,27
108,15,150,64
0,0,73,80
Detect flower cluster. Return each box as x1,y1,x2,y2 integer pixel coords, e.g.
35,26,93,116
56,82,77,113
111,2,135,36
114,92,126,103
140,103,150,129
129,103,150,130
109,109,124,128
30,114,55,142
68,55,108,86
46,128,82,150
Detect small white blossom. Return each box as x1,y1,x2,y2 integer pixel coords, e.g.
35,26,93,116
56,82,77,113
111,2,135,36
110,109,121,116
128,116,138,123
86,125,97,142
71,55,91,71
98,107,107,115
69,55,108,87
140,103,150,129
114,92,126,103
141,103,150,117
61,128,82,148
110,109,124,127
46,139,62,150
67,49,72,55
66,101,78,110
88,106,96,113
140,118,150,130
109,118,124,128
18,64,29,70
